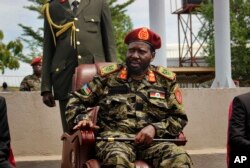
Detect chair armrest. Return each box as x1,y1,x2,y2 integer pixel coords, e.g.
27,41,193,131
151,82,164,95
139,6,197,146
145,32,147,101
175,132,187,146
80,130,96,146
61,130,96,168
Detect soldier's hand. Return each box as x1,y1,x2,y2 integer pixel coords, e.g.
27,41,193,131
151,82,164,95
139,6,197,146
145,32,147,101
135,125,156,145
73,119,99,130
20,83,30,91
42,92,56,107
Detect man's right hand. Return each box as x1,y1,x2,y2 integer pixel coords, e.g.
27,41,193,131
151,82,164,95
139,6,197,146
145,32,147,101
42,92,56,107
73,119,99,130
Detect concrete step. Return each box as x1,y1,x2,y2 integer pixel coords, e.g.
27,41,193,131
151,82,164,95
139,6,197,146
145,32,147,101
17,160,61,168
16,155,61,168
15,153,227,168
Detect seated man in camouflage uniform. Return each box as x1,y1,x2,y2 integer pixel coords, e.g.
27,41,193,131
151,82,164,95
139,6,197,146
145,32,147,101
66,27,193,168
19,56,42,91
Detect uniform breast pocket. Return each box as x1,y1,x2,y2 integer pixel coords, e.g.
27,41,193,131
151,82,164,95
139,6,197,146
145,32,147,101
27,79,35,87
105,97,128,120
84,15,100,33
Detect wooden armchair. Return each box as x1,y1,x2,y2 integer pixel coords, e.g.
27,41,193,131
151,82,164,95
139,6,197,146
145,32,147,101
61,63,187,168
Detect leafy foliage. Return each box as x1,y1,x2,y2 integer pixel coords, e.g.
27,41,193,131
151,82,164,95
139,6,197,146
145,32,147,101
0,30,23,74
198,0,250,86
19,0,135,63
109,0,134,62
18,0,49,61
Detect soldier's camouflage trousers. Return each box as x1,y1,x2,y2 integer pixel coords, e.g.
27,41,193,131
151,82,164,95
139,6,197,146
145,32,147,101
96,141,193,168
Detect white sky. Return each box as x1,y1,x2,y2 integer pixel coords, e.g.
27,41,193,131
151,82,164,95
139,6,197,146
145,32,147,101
0,0,201,78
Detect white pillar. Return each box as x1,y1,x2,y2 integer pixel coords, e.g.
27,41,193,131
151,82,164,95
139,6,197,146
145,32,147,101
211,0,235,88
149,0,167,67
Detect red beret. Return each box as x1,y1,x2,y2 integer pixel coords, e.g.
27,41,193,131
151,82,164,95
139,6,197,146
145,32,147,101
124,27,161,49
31,57,42,66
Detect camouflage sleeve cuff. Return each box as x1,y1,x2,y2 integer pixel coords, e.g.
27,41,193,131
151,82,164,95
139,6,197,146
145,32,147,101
150,123,166,138
74,114,91,124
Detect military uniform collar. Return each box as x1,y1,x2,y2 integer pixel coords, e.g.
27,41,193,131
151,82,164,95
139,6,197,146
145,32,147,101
117,64,156,83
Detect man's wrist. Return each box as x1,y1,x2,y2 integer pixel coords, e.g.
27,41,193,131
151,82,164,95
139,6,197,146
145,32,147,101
74,114,89,123
41,91,52,96
148,124,157,133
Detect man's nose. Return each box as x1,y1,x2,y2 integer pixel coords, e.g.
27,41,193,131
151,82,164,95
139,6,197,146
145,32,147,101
131,51,139,58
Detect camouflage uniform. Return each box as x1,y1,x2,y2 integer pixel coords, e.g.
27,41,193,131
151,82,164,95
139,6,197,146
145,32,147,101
19,74,41,91
66,64,193,168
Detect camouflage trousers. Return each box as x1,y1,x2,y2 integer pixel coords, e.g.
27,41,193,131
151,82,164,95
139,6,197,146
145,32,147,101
96,141,193,168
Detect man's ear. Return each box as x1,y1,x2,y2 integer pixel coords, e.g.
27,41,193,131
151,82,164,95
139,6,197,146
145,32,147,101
150,52,156,62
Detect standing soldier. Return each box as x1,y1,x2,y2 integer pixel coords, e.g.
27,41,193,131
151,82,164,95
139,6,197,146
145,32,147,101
41,0,116,132
20,56,42,91
66,27,193,167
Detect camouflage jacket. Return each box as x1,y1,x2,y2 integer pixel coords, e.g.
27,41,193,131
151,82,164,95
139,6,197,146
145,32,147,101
66,64,188,138
19,74,41,91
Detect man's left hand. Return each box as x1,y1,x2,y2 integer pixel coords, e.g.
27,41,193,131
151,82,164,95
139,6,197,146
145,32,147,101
135,125,156,145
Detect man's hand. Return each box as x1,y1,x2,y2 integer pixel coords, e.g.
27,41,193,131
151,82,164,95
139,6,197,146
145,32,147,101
20,83,30,91
42,92,56,107
135,125,156,145
73,119,99,130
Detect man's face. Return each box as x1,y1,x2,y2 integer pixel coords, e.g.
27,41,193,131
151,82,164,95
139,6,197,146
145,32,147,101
32,62,42,75
126,41,155,75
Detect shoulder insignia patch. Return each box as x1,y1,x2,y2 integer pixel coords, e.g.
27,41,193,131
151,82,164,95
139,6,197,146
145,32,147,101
99,64,119,77
175,89,183,104
155,66,176,80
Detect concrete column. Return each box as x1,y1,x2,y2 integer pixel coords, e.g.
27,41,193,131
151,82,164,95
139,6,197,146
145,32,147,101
211,0,235,88
149,0,167,67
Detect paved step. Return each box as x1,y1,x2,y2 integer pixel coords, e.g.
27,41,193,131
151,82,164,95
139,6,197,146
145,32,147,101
16,153,227,168
17,160,61,168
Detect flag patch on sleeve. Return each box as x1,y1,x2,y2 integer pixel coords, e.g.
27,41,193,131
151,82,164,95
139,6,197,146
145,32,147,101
81,84,92,96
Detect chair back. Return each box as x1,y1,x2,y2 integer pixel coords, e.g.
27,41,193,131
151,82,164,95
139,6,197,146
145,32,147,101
72,62,115,91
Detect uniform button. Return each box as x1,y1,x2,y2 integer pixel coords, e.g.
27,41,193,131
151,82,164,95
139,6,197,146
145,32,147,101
74,17,78,21
76,28,80,32
76,41,80,45
91,18,95,22
56,68,59,72
78,55,82,59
